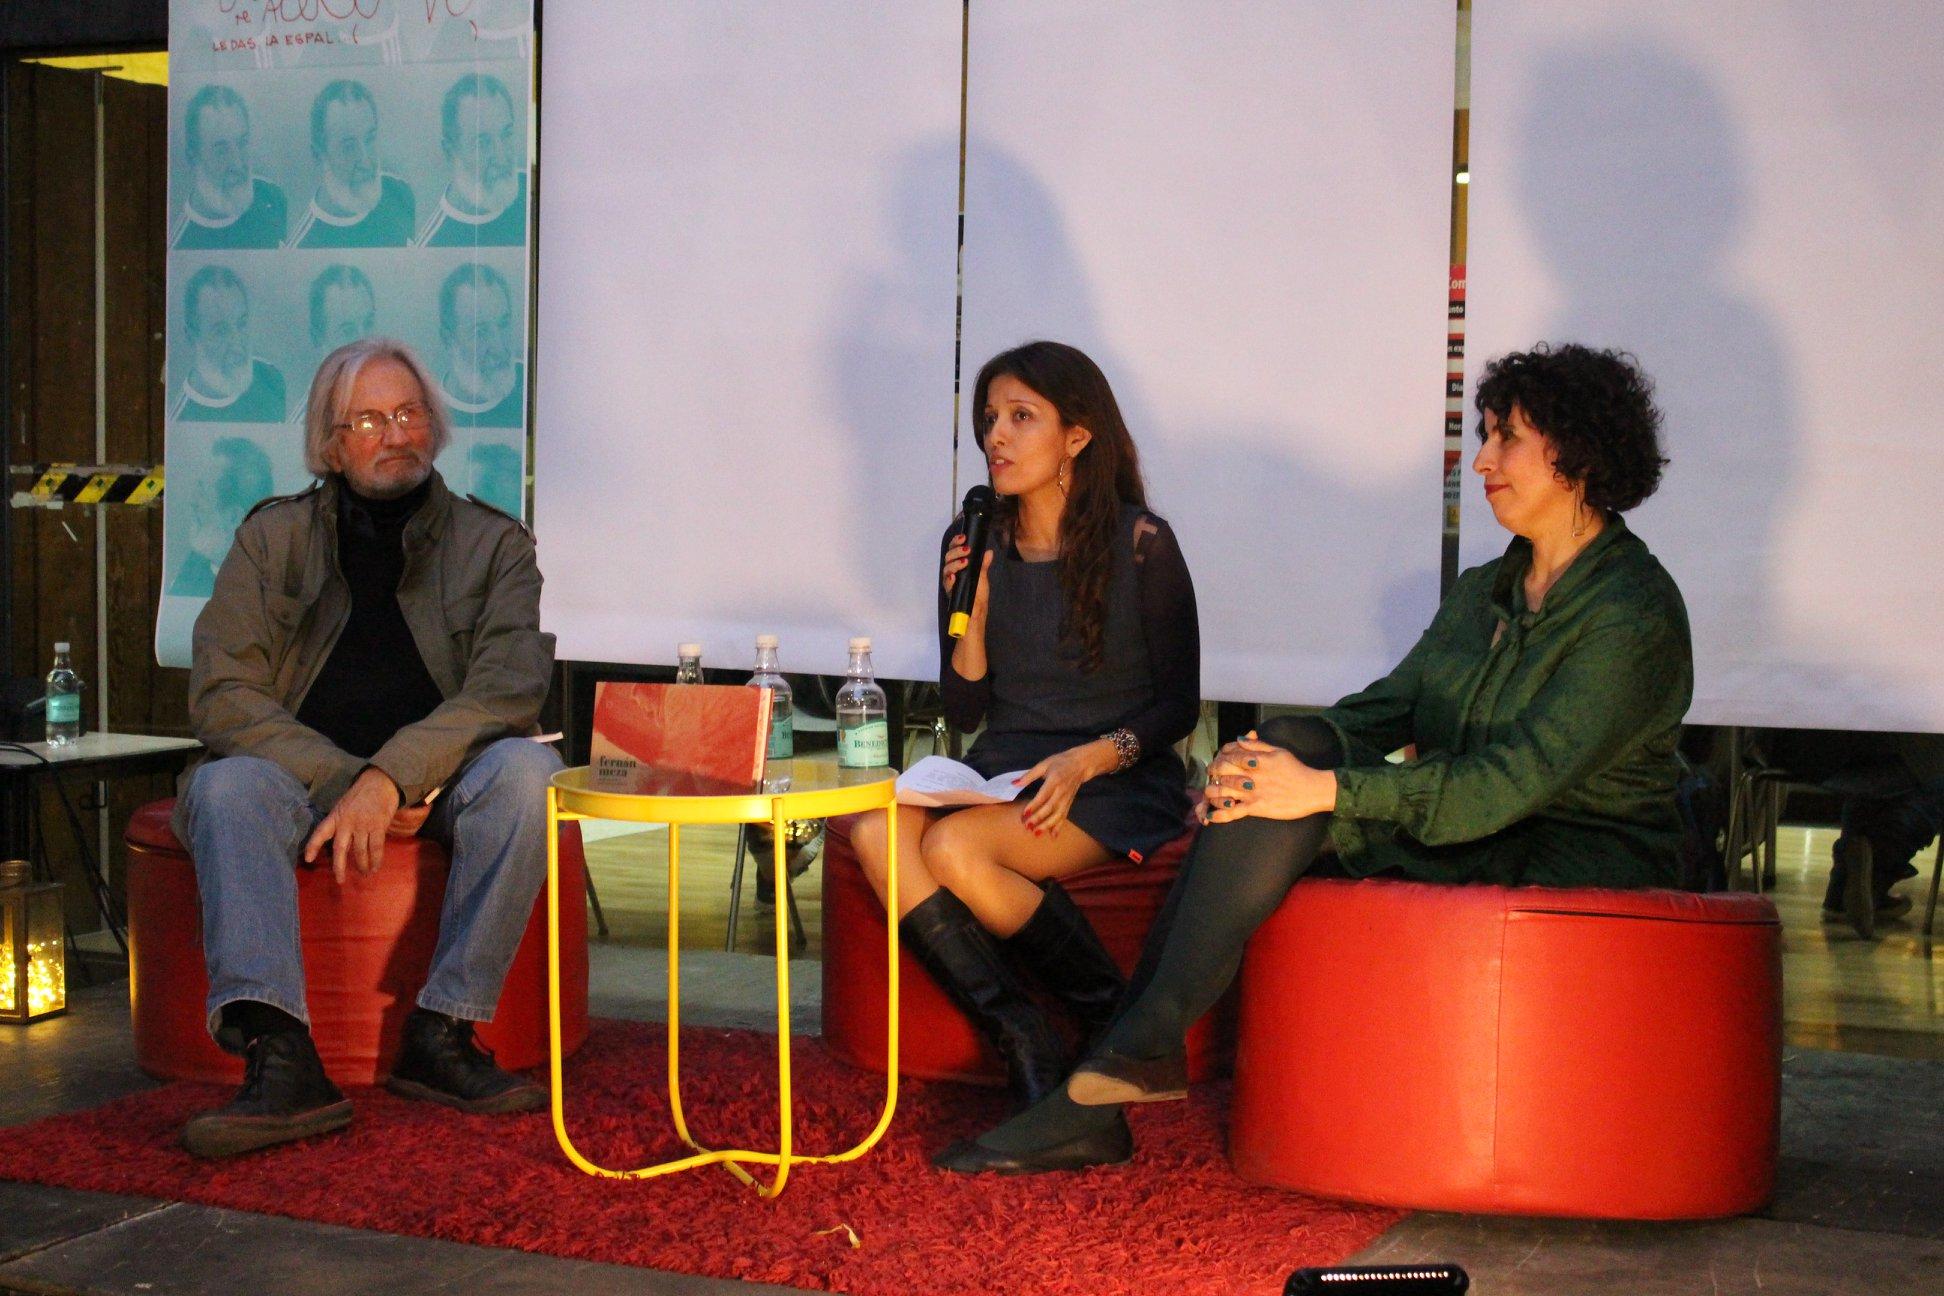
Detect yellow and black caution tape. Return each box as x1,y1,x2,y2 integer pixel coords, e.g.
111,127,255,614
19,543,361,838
15,463,164,507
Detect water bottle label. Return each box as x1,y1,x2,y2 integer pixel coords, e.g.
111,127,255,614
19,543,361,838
767,715,794,760
839,719,890,768
47,694,79,725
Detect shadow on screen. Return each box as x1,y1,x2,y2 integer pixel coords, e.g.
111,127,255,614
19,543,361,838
952,135,1440,692
826,133,967,653
1513,36,1796,717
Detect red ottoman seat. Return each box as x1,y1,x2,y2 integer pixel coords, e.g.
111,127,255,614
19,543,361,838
125,797,589,1085
820,813,1234,1085
1228,878,1781,1219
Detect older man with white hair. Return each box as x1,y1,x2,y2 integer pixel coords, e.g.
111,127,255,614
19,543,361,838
173,337,559,1158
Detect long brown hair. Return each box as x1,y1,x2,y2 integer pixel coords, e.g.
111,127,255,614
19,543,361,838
972,341,1148,672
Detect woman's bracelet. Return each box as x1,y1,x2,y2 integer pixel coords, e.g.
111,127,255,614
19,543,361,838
1102,727,1141,772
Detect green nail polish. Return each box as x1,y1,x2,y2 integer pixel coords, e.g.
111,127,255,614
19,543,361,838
1243,780,1254,790
1224,798,1235,808
1246,758,1257,768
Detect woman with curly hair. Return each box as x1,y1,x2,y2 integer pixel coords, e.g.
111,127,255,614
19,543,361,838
850,340,1200,1114
938,342,1692,1174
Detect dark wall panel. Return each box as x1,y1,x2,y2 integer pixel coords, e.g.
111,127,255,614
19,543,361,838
103,73,178,899
26,66,99,709
7,62,177,929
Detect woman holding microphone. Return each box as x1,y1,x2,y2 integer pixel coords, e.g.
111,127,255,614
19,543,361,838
937,342,1694,1173
850,340,1201,1111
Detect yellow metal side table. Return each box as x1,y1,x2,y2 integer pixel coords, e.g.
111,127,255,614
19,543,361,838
545,764,900,1197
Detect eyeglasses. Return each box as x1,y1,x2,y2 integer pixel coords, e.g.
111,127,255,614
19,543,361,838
333,401,432,440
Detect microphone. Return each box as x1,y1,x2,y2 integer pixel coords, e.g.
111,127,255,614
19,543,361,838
946,485,997,639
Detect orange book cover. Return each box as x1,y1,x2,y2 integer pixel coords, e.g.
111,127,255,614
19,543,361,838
589,682,772,793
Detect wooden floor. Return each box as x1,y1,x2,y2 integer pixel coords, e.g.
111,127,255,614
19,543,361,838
583,784,1943,1061
583,822,828,958
1764,824,1941,1060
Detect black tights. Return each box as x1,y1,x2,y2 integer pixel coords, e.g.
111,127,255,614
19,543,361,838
970,714,1344,1155
1100,713,1343,1060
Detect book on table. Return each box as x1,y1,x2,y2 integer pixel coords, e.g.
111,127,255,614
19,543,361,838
589,682,772,794
893,755,1031,807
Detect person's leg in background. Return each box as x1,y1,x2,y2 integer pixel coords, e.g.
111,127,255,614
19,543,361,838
1764,729,1940,940
1830,777,1944,936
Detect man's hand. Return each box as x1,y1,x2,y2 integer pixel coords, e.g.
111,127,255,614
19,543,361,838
305,767,403,883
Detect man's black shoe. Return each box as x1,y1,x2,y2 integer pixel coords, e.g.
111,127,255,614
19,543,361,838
181,1029,353,1159
385,1008,546,1114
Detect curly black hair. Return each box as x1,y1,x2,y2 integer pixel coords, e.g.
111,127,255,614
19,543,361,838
1473,343,1667,513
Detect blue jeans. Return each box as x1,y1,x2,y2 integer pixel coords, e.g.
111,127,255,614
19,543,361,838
180,738,563,1044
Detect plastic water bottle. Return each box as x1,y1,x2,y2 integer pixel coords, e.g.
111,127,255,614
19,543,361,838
749,634,793,761
45,642,81,746
675,642,704,685
836,637,890,769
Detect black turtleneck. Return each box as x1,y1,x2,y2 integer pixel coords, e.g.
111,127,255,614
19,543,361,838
296,477,445,761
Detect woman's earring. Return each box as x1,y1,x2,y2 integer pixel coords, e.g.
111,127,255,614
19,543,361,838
1057,459,1070,497
1571,496,1589,537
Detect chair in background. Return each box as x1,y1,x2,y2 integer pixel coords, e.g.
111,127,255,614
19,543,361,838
1924,836,1942,938
719,680,961,956
724,816,817,955
1726,735,1943,936
898,680,956,765
1722,754,1802,894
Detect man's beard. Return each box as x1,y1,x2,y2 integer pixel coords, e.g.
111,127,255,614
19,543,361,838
192,167,251,221
318,167,380,218
194,350,253,401
345,450,432,500
451,162,518,216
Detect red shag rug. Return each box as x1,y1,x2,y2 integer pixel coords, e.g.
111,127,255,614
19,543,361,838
0,1021,1400,1295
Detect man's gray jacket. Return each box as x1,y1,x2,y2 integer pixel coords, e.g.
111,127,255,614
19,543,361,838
174,469,555,839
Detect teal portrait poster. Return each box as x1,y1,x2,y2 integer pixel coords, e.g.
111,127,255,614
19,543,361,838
159,0,534,667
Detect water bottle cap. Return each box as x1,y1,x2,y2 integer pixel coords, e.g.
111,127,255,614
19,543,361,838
755,634,779,650
53,642,69,653
678,642,703,657
849,637,872,652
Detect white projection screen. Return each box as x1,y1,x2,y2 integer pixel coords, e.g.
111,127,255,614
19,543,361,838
1466,2,1944,730
534,3,962,680
960,0,1456,705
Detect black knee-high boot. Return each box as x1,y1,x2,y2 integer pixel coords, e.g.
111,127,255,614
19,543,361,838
899,889,1068,1105
1000,880,1126,1044
936,717,1346,1174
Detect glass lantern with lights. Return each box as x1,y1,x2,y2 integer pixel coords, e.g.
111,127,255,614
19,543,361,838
0,859,65,1024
